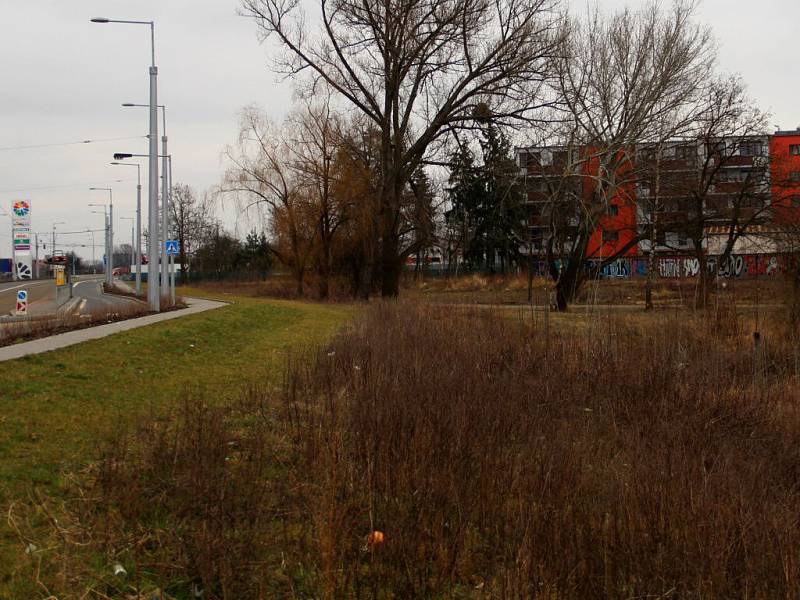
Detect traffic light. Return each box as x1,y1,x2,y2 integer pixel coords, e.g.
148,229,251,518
45,254,67,265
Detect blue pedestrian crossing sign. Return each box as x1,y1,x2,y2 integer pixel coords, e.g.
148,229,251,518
165,240,180,256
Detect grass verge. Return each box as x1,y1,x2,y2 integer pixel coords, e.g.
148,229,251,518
0,288,353,597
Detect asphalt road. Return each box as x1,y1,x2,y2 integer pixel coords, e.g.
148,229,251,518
0,276,140,315
71,278,141,313
0,279,55,314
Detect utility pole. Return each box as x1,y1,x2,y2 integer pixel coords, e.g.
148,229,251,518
111,161,142,294
51,222,66,277
161,124,168,299
168,154,175,303
91,16,159,310
121,216,135,278
90,230,96,274
34,233,39,278
90,188,113,285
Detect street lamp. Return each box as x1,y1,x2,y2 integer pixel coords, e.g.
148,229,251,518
51,222,66,278
113,152,174,304
111,161,142,294
89,186,113,285
122,102,170,295
92,16,160,311
121,216,135,278
87,228,97,274
89,209,107,276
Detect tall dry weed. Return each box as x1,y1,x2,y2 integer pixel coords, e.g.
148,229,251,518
284,302,800,598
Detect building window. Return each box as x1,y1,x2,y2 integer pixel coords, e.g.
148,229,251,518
608,205,619,216
602,230,619,242
674,145,694,160
709,140,727,155
739,142,764,157
790,172,800,182
790,145,800,156
719,169,750,183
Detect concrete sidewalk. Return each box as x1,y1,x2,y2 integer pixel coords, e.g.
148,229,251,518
0,297,228,363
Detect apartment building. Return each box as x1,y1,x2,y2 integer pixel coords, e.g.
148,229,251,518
516,128,800,266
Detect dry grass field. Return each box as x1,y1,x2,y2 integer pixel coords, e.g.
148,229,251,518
12,281,799,598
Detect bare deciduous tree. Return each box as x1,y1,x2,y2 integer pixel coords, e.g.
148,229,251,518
170,183,214,283
222,109,316,295
288,97,345,299
537,0,714,310
241,0,562,296
665,76,771,307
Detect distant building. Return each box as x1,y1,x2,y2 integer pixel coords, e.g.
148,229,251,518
516,129,800,264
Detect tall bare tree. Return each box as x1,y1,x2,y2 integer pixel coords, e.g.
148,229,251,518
288,97,345,299
662,76,771,307
536,0,714,310
170,183,214,283
222,108,317,295
241,0,561,296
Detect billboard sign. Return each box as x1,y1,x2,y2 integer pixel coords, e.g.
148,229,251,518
11,200,32,280
12,200,30,218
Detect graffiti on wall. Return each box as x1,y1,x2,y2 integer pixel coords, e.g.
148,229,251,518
654,254,785,279
588,254,789,279
530,253,789,279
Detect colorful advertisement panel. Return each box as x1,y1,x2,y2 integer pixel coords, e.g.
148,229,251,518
11,200,32,279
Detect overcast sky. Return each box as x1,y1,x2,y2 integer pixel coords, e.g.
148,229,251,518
0,0,797,260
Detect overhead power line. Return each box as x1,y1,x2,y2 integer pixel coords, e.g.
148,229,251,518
0,178,133,195
0,135,147,152
33,229,106,236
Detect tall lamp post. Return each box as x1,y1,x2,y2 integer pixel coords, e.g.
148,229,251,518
114,152,173,304
121,216,135,281
110,161,142,293
92,16,159,310
89,186,113,285
51,222,66,278
89,208,108,278
50,221,66,256
122,102,170,295
88,229,97,274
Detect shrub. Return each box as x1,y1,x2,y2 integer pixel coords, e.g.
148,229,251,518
285,302,800,598
29,301,800,598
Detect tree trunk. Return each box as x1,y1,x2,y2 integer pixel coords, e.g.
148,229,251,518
695,248,710,310
380,181,402,298
318,241,330,299
381,244,401,297
792,256,800,327
645,147,661,310
318,265,329,299
554,282,569,311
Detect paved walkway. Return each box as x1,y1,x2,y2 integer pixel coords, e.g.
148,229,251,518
0,297,227,363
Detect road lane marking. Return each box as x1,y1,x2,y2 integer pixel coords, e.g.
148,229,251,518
0,281,50,294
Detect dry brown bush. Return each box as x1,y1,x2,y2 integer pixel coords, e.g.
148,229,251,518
25,301,800,598
196,274,355,302
284,302,800,598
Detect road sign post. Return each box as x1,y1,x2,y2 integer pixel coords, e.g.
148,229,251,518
15,290,27,316
165,240,179,306
55,265,66,286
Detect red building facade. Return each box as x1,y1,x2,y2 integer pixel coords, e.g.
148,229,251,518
769,130,800,227
518,129,800,264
